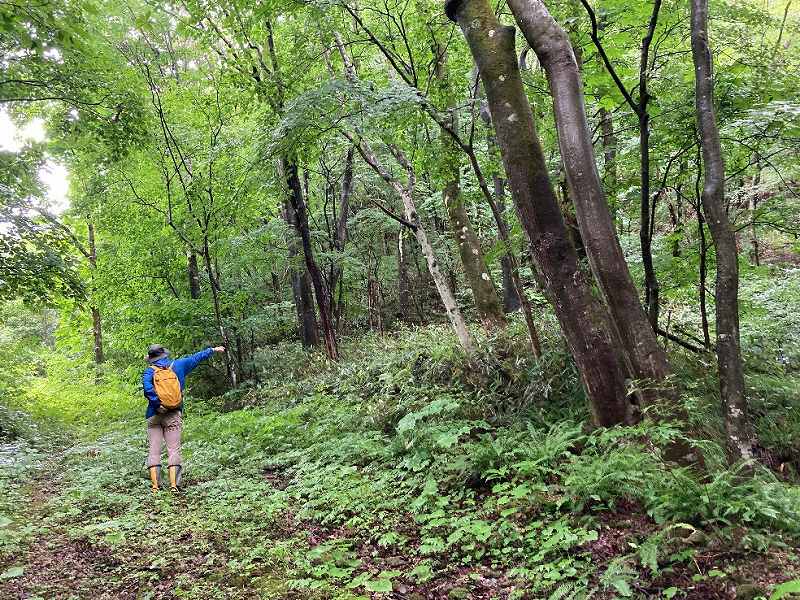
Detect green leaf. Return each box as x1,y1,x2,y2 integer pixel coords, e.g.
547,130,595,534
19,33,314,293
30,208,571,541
364,577,393,592
612,579,633,597
0,566,24,579
771,579,800,600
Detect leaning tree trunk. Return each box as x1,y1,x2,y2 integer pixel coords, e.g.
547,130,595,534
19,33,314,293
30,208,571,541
690,0,755,461
507,0,678,412
352,137,477,356
282,158,339,360
478,101,541,355
434,44,507,329
447,0,630,426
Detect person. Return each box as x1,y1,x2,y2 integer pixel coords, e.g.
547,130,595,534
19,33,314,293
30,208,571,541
143,343,225,493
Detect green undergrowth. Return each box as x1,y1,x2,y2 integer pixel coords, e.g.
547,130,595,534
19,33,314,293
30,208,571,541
2,268,800,598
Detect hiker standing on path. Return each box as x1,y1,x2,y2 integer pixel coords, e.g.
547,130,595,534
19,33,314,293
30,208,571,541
143,344,225,494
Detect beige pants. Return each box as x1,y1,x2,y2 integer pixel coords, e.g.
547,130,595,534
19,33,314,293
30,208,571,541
147,411,182,467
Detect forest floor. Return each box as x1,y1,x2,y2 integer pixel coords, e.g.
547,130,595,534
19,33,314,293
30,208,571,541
2,266,800,599
2,414,800,600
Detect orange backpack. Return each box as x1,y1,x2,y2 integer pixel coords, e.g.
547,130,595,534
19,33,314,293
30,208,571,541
150,363,182,409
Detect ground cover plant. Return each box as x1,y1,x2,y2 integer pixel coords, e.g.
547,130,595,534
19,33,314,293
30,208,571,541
2,267,800,598
2,0,800,597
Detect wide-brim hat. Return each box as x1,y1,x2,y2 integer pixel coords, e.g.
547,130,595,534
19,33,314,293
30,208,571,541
147,344,170,362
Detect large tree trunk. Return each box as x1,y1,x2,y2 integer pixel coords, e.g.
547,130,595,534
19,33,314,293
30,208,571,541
599,107,619,228
507,0,678,413
478,102,541,354
87,220,105,367
282,158,339,360
434,44,506,329
187,250,201,299
447,0,630,426
690,0,755,460
599,107,617,190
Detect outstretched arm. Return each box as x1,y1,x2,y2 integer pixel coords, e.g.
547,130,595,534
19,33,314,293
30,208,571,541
173,346,225,376
142,368,161,414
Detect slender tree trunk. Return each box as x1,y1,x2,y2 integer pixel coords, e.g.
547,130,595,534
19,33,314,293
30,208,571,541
330,146,354,316
447,0,630,425
691,0,755,460
402,187,475,355
283,198,320,348
697,205,711,349
579,0,663,327
640,0,662,329
668,198,682,258
508,0,680,414
640,108,660,328
497,193,521,312
282,158,339,360
87,221,104,366
599,107,618,225
750,161,762,266
397,228,413,320
434,44,507,329
352,137,476,356
201,242,237,387
187,250,201,299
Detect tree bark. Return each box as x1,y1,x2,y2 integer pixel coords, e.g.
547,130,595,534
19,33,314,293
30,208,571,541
507,0,680,413
434,43,507,329
691,0,755,460
282,158,339,360
187,250,201,299
396,228,413,320
447,0,630,426
478,102,541,355
283,197,320,348
599,107,618,225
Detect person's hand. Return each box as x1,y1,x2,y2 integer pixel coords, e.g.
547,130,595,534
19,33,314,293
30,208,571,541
212,346,226,353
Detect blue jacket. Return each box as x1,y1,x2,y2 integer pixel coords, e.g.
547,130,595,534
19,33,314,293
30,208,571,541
142,348,214,418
